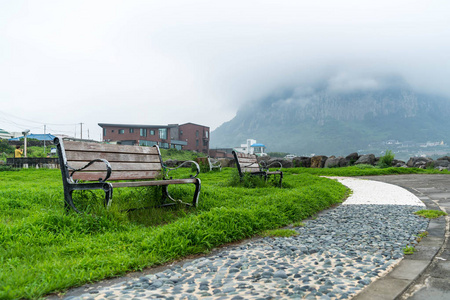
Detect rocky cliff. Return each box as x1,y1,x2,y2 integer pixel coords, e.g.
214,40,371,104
211,84,450,157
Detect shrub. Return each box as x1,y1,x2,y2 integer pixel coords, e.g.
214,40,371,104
378,150,395,168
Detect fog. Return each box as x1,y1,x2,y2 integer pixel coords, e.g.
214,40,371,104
1,0,449,139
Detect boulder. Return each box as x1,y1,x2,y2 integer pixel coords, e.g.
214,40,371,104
293,156,311,168
437,156,450,162
392,159,406,167
311,155,328,168
433,160,450,169
218,158,232,167
345,152,359,165
266,158,291,168
324,156,347,168
355,154,376,165
406,157,434,169
164,159,178,167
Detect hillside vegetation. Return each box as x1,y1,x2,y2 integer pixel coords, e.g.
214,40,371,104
211,85,450,158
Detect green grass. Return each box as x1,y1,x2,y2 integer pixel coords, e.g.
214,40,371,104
260,228,298,237
414,209,448,219
1,166,448,299
0,167,348,299
283,166,450,177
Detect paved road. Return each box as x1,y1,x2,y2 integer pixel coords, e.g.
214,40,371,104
354,174,450,300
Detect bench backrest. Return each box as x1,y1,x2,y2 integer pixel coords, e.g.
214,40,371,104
232,151,261,174
56,138,164,181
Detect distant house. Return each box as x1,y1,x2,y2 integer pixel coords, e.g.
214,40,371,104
9,133,56,141
98,123,210,154
234,139,267,156
0,129,12,139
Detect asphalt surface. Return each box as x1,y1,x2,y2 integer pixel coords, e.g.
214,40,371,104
354,174,450,300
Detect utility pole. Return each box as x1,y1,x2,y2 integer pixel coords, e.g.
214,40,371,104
80,123,84,139
43,125,46,154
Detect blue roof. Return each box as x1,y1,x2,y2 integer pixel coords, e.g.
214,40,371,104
251,143,266,147
9,133,56,141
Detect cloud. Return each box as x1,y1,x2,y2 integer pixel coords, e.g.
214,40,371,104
1,0,450,138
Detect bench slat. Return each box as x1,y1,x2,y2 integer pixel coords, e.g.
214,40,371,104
72,170,162,181
242,168,261,172
68,161,162,172
66,151,160,163
236,157,258,164
64,141,160,155
112,178,198,188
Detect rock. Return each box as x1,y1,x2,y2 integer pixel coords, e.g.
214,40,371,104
437,156,450,162
293,156,311,168
345,153,359,165
280,159,293,168
164,159,178,167
406,157,434,169
218,158,232,167
324,156,347,168
311,155,328,168
355,154,376,165
433,160,449,168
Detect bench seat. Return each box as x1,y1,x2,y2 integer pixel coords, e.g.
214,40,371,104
55,137,201,213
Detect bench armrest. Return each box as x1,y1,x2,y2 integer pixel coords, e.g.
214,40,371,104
164,160,200,179
260,160,282,172
68,159,112,182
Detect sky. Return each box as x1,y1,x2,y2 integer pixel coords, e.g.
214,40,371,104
1,0,449,140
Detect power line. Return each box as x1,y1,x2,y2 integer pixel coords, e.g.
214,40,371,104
0,110,78,126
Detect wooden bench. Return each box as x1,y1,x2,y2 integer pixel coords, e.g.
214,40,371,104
207,156,222,171
232,151,283,187
54,137,201,213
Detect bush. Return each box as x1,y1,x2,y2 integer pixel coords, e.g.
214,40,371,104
378,150,395,168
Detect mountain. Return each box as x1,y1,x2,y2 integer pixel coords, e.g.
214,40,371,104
211,82,450,158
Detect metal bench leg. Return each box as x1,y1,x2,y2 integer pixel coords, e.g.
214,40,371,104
192,179,201,207
103,183,113,207
64,188,82,214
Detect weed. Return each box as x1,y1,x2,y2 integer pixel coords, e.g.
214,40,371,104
414,210,448,219
403,245,416,255
261,228,298,237
416,231,428,242
292,221,305,227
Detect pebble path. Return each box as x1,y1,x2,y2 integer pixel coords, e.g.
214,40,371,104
68,178,429,300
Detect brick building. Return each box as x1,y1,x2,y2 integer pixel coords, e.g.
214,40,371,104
98,123,210,154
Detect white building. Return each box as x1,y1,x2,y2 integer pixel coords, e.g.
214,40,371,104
234,139,267,156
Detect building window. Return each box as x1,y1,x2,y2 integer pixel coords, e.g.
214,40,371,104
205,131,209,138
139,140,157,146
196,140,199,147
180,130,183,135
196,130,199,137
160,142,169,149
159,128,167,139
118,129,124,134
150,130,155,135
103,128,106,136
129,128,134,133
111,130,114,133
175,145,182,150
203,140,208,147
140,128,147,137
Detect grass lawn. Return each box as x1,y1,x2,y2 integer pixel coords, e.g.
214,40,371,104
0,166,446,299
